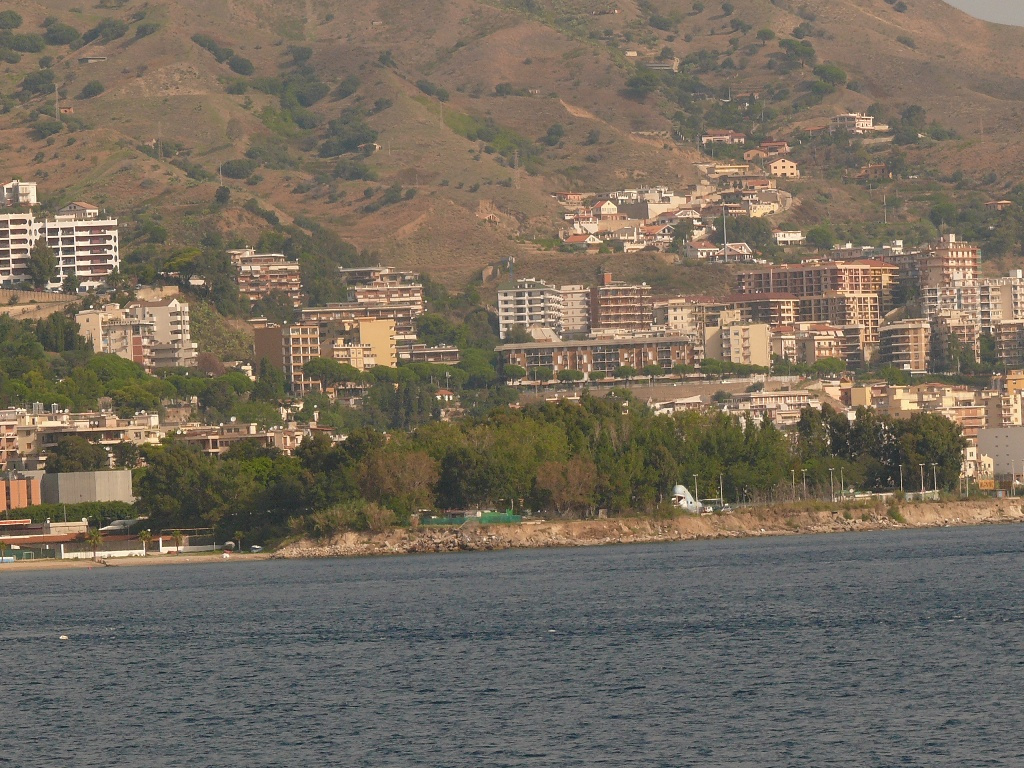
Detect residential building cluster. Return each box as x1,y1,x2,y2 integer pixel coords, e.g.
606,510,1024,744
556,175,794,260
76,297,198,372
0,402,317,473
252,266,458,392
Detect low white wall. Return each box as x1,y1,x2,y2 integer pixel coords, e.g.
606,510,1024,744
59,544,147,560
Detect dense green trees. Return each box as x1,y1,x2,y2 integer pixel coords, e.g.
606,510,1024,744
47,436,108,473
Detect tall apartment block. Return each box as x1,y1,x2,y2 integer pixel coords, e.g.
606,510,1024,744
0,199,118,291
497,278,563,339
229,248,303,308
589,271,654,332
878,318,931,374
735,259,899,306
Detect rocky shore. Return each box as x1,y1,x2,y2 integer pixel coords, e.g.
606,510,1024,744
274,499,1024,559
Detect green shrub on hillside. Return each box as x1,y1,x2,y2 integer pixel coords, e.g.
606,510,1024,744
191,33,233,63
221,158,258,179
83,18,128,44
228,55,254,75
8,33,45,52
44,23,80,45
78,80,104,99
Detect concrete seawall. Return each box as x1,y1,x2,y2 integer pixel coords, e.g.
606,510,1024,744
274,499,1024,559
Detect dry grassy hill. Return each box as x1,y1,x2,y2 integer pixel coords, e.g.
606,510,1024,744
0,0,1021,292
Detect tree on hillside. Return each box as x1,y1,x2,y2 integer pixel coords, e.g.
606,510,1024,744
47,436,108,473
303,357,363,390
28,241,57,289
756,28,775,46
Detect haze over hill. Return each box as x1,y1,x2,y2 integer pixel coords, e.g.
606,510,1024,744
944,0,1024,26
2,0,1024,291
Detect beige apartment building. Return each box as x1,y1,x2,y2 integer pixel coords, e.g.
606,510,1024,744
735,260,898,305
496,334,698,379
76,298,196,371
704,323,771,367
229,248,303,308
589,272,654,331
878,318,931,374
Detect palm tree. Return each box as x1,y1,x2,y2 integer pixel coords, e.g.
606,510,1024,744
138,529,152,556
171,529,184,555
85,527,103,562
0,538,8,563
234,530,244,553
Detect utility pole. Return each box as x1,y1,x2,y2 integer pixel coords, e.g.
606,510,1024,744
919,463,925,494
931,463,938,493
693,474,699,504
829,467,835,503
791,469,796,501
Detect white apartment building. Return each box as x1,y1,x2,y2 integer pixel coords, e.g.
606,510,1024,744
497,278,563,339
126,298,197,369
0,205,118,292
1,180,37,207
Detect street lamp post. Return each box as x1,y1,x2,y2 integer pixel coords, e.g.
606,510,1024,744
840,467,845,500
899,465,904,493
919,463,925,494
931,463,938,494
829,467,835,503
801,468,807,499
791,469,796,501
693,474,699,504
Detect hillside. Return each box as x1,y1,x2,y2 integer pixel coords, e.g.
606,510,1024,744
0,0,1023,292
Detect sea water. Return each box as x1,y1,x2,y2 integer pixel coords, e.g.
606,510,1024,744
3,526,1024,767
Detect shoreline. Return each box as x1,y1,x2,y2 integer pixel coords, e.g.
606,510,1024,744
0,552,273,571
4,500,1022,570
275,499,1024,559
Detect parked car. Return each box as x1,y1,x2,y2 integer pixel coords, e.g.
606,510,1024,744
249,545,264,554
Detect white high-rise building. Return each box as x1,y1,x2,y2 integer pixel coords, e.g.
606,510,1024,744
497,278,563,339
0,204,118,292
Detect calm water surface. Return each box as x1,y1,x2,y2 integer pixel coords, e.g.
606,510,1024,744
4,526,1024,767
